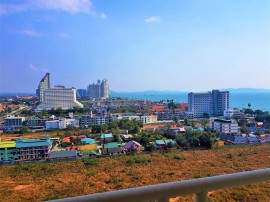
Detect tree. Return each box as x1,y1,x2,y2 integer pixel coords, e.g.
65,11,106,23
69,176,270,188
100,124,108,133
173,116,179,124
199,133,213,149
241,126,250,135
184,118,189,126
248,103,251,108
203,113,210,118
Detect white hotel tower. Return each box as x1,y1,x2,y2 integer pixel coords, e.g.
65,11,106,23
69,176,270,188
188,89,229,118
36,86,83,111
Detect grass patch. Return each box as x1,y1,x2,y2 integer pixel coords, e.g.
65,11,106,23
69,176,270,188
86,169,98,177
173,155,186,160
82,158,99,166
126,156,151,164
43,194,63,201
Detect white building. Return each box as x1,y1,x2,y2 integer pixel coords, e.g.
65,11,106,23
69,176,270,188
46,118,79,130
188,90,229,118
140,115,158,124
209,118,239,134
224,108,245,118
45,120,59,130
36,86,83,111
4,115,25,130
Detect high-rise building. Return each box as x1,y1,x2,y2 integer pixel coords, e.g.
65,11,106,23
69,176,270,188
36,73,50,103
77,89,88,98
188,89,229,118
35,86,83,111
88,79,110,99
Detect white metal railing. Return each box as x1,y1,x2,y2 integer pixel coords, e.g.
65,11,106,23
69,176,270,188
50,168,270,202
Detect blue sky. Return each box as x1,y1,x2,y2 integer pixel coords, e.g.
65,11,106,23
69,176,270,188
0,0,269,93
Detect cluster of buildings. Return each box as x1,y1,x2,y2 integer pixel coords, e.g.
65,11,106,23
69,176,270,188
77,79,110,99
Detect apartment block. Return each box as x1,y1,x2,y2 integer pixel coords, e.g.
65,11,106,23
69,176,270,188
188,89,229,118
209,118,239,134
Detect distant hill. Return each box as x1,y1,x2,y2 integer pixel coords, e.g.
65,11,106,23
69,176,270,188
222,88,270,93
0,92,35,96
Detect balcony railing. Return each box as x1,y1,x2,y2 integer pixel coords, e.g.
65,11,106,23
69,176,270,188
50,168,270,202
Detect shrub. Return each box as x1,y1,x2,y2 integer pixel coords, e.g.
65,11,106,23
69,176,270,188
86,170,99,177
43,194,63,201
126,156,151,164
173,155,186,160
82,158,99,166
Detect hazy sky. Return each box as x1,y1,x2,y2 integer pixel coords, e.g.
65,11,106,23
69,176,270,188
0,0,270,93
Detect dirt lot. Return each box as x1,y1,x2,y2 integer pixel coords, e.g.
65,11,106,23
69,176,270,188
0,131,64,141
0,144,269,202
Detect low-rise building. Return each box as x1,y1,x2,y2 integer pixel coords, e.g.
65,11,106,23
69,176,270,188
16,136,52,160
210,118,239,134
0,141,18,162
4,115,25,131
140,114,157,124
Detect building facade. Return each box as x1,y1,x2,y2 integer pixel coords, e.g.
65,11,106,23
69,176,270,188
210,118,239,134
0,141,18,162
188,89,229,118
4,115,25,131
88,79,109,99
36,73,50,103
15,136,52,160
36,86,83,111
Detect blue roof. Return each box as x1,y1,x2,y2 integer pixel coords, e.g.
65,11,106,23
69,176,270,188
16,137,52,148
81,138,95,144
100,133,113,138
155,140,165,145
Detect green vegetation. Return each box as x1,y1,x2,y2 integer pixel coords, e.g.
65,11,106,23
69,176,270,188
86,169,99,177
82,158,99,166
126,156,151,164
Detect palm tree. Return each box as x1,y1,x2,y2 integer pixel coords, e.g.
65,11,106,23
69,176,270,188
248,103,251,108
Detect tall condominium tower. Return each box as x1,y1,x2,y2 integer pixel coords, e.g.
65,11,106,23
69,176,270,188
188,89,229,118
36,73,50,103
88,79,110,99
36,86,83,111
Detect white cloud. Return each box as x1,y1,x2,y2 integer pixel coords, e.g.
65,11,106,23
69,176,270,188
32,0,91,14
57,32,69,38
0,0,106,18
29,64,48,72
144,16,161,23
20,29,43,37
100,12,107,19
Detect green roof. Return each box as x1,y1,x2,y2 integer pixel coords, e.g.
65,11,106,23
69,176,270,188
0,141,16,148
103,142,119,149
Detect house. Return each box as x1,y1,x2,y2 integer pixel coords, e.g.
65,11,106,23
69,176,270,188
213,138,224,147
169,126,185,135
102,142,124,155
49,150,77,160
124,141,141,152
259,135,270,143
154,139,178,150
120,134,134,142
81,138,95,145
100,133,114,143
246,136,260,144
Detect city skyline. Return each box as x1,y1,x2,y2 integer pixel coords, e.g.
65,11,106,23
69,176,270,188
0,0,270,93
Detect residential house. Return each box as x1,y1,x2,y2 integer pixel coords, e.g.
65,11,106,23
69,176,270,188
102,142,124,155
154,139,178,150
100,133,114,143
124,141,141,152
